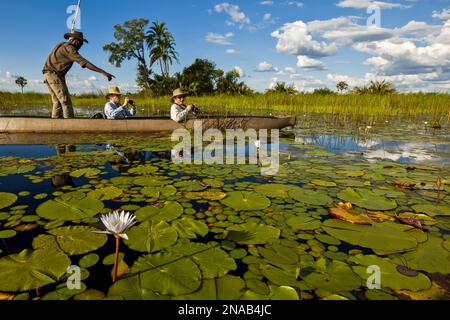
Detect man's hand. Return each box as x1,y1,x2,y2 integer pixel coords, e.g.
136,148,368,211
124,97,131,106
104,72,115,82
186,105,194,112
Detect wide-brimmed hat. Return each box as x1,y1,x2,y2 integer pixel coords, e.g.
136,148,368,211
172,88,188,100
64,31,89,43
106,86,122,98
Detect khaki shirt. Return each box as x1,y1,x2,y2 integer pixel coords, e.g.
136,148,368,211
43,42,90,78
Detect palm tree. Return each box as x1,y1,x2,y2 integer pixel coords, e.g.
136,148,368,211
147,22,179,77
15,76,27,94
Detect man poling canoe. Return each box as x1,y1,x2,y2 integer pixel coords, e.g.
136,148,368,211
43,0,116,119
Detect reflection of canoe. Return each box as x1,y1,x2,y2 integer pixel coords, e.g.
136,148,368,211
0,116,296,134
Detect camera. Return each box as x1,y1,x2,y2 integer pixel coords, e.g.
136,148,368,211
128,99,135,106
192,105,200,114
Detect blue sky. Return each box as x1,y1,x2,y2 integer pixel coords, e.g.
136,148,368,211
0,0,449,93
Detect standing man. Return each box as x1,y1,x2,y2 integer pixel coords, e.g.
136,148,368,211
43,31,115,119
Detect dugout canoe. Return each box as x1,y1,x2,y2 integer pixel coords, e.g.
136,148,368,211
0,116,297,134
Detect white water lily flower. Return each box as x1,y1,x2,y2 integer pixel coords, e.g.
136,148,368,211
94,211,137,240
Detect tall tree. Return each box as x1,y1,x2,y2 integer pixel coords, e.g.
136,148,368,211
147,22,179,78
216,70,252,95
103,19,153,89
180,59,224,95
336,81,349,94
15,76,27,94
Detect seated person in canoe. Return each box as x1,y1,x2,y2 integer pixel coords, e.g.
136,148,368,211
170,88,200,123
104,86,137,119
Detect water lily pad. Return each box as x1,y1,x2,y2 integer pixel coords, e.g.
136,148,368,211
79,253,100,268
227,222,280,245
0,193,18,210
174,275,245,300
48,226,108,256
350,255,431,291
301,260,361,292
172,218,209,239
107,275,171,300
128,165,159,175
412,204,450,217
269,285,300,300
36,192,104,221
338,188,397,211
221,192,271,211
0,230,17,239
88,187,122,201
171,240,237,279
0,249,70,292
310,180,337,187
258,244,298,269
286,216,322,231
254,184,297,199
134,176,170,187
74,289,105,300
132,252,202,296
126,221,178,253
70,168,101,178
136,201,183,222
401,236,450,274
288,188,333,206
184,191,227,201
323,220,418,254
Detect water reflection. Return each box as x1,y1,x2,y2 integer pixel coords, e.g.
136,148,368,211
295,134,450,164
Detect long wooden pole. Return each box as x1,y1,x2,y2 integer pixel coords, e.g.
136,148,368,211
71,0,82,33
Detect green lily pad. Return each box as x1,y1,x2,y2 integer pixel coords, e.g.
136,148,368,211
258,244,299,269
0,230,17,239
174,180,207,191
259,264,300,288
174,275,246,300
134,176,170,187
227,222,280,245
0,193,18,210
286,216,322,231
349,254,431,292
128,165,159,175
132,252,202,296
323,220,418,254
79,253,100,268
172,218,209,239
125,221,178,253
338,188,397,211
70,168,101,178
0,249,70,292
171,240,237,279
269,285,300,300
136,201,183,223
401,236,450,274
48,226,108,256
88,187,122,201
310,180,337,187
301,260,361,292
221,192,271,211
412,204,450,217
254,184,297,199
36,192,104,221
107,275,171,300
288,188,333,206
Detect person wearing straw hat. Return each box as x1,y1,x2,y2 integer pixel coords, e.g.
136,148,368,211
104,86,137,120
43,31,115,119
170,88,199,123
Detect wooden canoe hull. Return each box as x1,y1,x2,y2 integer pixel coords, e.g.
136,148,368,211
0,116,296,134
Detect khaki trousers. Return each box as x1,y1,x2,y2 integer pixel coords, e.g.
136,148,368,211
44,72,75,119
